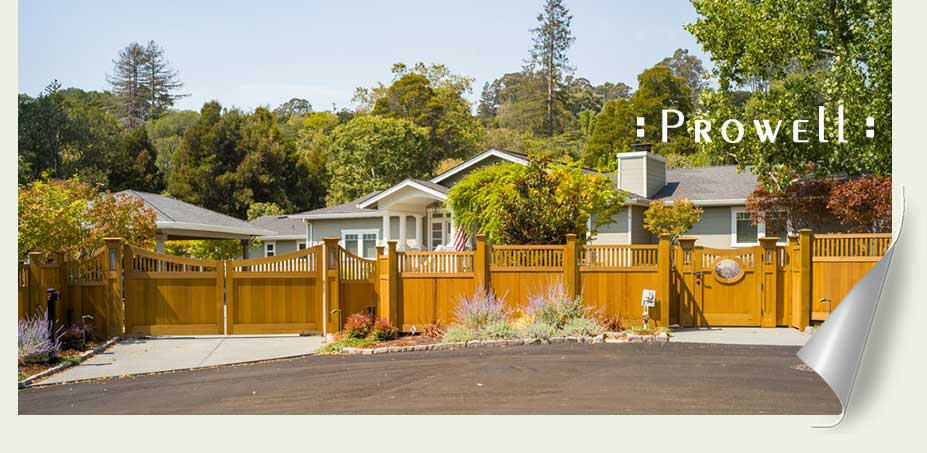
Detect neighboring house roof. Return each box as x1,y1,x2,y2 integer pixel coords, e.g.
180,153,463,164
651,166,758,205
249,215,306,240
289,191,384,220
117,190,274,239
430,148,530,184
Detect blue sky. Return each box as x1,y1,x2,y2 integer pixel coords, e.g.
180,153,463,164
19,0,711,112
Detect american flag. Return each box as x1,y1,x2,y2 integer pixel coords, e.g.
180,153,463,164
452,227,469,251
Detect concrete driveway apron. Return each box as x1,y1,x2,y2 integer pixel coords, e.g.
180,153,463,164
39,335,323,385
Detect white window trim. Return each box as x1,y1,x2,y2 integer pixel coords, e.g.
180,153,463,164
730,209,790,247
297,241,307,250
264,241,276,257
341,229,379,258
730,209,759,247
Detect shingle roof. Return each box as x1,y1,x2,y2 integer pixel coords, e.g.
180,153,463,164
295,191,383,216
116,190,274,237
410,179,449,194
248,215,305,236
650,166,758,202
118,190,255,228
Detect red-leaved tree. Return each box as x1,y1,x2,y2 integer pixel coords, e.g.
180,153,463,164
745,175,837,235
827,177,892,233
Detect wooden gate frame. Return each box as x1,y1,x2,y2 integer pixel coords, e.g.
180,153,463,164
123,244,224,336
226,245,324,335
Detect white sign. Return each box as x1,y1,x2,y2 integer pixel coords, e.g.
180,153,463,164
641,289,656,308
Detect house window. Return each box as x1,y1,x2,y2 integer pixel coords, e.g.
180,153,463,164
362,233,377,258
342,229,378,258
431,220,445,250
297,242,307,251
264,242,275,257
733,211,758,245
762,211,789,243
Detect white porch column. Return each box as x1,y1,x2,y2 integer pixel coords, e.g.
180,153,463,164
414,215,423,250
398,214,407,251
449,216,456,248
382,213,391,247
155,233,167,253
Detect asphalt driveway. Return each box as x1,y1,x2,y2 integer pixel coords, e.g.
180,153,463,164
38,335,324,385
19,343,840,415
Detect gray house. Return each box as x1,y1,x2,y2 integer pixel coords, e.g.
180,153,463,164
249,148,776,258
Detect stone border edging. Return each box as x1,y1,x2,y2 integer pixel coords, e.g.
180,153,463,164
18,337,120,389
340,332,669,355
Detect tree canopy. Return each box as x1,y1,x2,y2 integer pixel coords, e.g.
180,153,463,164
447,158,626,244
324,115,430,205
686,0,891,185
18,178,156,260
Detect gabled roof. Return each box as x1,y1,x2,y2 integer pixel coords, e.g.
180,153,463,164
430,148,530,184
651,166,758,205
117,190,274,238
356,179,448,209
248,215,306,240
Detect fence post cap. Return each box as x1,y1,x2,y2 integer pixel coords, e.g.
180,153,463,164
386,240,398,252
565,233,577,240
759,237,779,247
798,229,813,235
658,233,671,240
475,234,486,241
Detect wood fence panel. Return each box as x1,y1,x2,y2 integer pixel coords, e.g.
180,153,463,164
339,247,378,319
810,233,890,321
124,246,224,336
397,250,477,331
400,275,477,332
580,245,660,324
227,246,321,334
490,245,565,311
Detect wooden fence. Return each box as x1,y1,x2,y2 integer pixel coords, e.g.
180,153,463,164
17,231,892,338
811,233,890,321
226,245,322,334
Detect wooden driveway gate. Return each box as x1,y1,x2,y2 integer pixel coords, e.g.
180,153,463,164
226,246,323,334
124,246,225,335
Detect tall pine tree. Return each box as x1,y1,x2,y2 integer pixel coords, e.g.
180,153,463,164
525,0,575,137
108,41,185,127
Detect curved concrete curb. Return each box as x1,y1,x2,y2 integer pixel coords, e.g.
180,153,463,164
19,337,120,389
340,332,670,355
24,350,321,388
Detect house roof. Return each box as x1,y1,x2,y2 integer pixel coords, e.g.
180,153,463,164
650,166,758,204
248,215,306,240
117,190,274,239
430,148,530,184
356,179,449,209
290,191,384,220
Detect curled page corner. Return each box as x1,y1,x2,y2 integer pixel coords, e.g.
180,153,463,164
797,193,904,428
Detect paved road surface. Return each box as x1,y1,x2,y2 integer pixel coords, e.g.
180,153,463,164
19,343,839,415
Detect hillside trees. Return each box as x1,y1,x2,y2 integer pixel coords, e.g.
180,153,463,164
168,102,320,218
